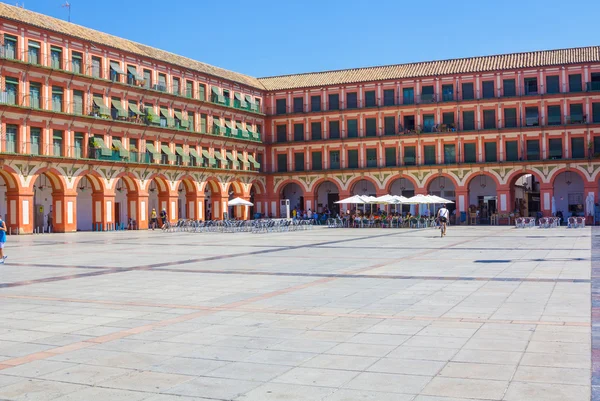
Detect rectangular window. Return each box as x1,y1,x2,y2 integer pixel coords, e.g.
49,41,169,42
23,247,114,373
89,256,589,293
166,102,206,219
346,92,358,109
51,86,63,112
525,107,539,126
462,82,474,100
385,147,396,167
462,110,475,130
172,77,180,95
421,85,434,103
594,136,600,156
185,81,193,98
484,142,497,162
549,138,563,159
569,74,582,92
504,108,517,128
503,79,516,97
50,46,62,69
441,84,454,101
569,104,584,123
110,61,122,82
365,91,376,107
312,151,322,170
294,153,304,171
30,127,41,155
547,105,561,125
73,90,84,115
464,143,477,163
403,87,414,104
404,146,416,165
482,81,495,98
196,113,205,133
483,110,496,129
329,150,340,169
526,139,540,160
383,89,394,106
423,145,436,165
71,51,82,74
199,83,206,101
524,77,538,95
5,125,17,153
276,125,287,142
444,144,456,164
52,130,63,157
157,74,167,92
347,119,358,138
589,73,600,91
187,112,195,131
28,41,40,64
442,112,455,126
276,98,287,114
366,148,377,168
505,140,518,162
293,97,303,113
4,76,17,105
328,94,339,110
546,75,560,94
384,116,395,135
311,122,322,140
277,154,287,173
329,121,340,139
347,149,359,168
143,69,152,89
29,82,41,109
571,137,585,159
593,103,600,123
365,118,377,137
3,34,17,59
422,114,435,132
91,56,101,78
293,123,304,141
311,95,321,112
73,133,84,158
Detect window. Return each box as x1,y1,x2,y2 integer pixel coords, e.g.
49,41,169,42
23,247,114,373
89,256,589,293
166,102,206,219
187,112,194,131
594,136,600,156
441,84,453,101
157,74,167,92
73,90,84,115
73,133,84,158
4,77,17,105
91,56,101,78
593,103,600,123
568,104,584,123
365,90,376,107
484,142,497,162
329,151,340,169
312,152,322,170
199,83,206,101
329,121,340,139
200,114,207,133
569,74,582,92
346,92,357,109
328,94,339,110
503,79,516,97
423,145,436,165
50,46,62,69
185,81,193,98
464,143,477,163
385,147,396,167
589,73,600,91
366,148,377,168
5,125,16,153
276,98,287,114
421,85,434,103
422,114,435,132
365,118,377,137
571,137,585,159
276,125,287,142
549,138,563,159
482,81,494,98
504,108,517,128
525,107,539,126
30,128,41,155
172,77,180,95
311,122,322,140
526,139,540,160
444,144,456,164
347,149,359,168
347,119,358,138
442,112,455,126
505,141,518,161
3,34,17,59
293,97,303,113
483,110,496,129
462,82,474,100
403,88,414,104
28,41,40,64
462,110,475,130
311,95,321,112
52,130,63,156
524,77,538,95
29,82,41,109
383,89,394,106
404,146,416,165
294,153,304,171
277,154,287,172
51,86,63,112
293,123,304,141
547,105,561,125
384,116,395,135
546,75,560,94
71,51,82,74
110,61,122,82
143,69,152,89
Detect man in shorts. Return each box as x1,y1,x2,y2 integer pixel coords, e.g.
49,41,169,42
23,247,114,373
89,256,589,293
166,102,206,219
150,208,157,230
437,204,450,237
0,216,7,263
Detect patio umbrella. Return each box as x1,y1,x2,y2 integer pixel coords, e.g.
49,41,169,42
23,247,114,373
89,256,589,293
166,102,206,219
374,195,395,204
335,195,368,204
403,194,434,204
228,197,254,206
427,195,454,204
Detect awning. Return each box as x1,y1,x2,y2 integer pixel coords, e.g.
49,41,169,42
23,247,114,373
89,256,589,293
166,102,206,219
110,61,124,75
244,94,252,103
237,153,250,168
236,122,249,138
225,121,234,129
213,122,225,135
189,148,201,161
211,86,220,95
214,151,227,162
234,92,243,101
202,150,216,166
160,108,170,118
175,147,190,163
128,103,142,115
247,155,260,169
112,139,129,158
145,143,160,160
127,66,143,81
161,145,176,162
93,137,112,157
145,106,159,121
93,98,110,116
226,152,240,168
111,99,127,118
174,111,184,120
28,41,40,48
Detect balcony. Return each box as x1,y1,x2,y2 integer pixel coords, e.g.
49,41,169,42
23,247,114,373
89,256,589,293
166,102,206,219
587,82,600,92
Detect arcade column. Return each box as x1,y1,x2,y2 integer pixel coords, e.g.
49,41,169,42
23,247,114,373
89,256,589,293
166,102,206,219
127,191,149,230
52,191,77,232
6,189,34,234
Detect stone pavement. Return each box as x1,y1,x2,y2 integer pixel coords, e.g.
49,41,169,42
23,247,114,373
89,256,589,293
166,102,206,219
0,225,592,401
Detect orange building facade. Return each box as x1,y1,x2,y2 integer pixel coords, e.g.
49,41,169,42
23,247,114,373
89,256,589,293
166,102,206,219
1,3,600,232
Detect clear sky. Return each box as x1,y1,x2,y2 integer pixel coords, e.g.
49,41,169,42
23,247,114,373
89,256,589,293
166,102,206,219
12,0,600,78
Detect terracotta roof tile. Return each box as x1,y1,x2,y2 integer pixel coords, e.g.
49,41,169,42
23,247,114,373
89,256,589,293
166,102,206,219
0,3,264,90
259,46,600,91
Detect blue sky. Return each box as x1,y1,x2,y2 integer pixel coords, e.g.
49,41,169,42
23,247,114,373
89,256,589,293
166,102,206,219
14,0,600,77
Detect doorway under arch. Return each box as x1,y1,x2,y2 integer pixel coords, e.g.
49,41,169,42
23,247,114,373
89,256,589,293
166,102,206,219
315,180,340,215
467,174,498,224
553,171,585,218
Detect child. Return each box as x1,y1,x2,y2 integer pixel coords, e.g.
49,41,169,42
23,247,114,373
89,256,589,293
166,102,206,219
0,216,7,263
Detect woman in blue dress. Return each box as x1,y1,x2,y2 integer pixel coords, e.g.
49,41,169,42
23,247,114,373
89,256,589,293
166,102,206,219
0,217,7,263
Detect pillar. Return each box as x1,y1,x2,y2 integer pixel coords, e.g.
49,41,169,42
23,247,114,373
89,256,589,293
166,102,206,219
92,192,116,231
6,189,34,234
127,191,149,230
496,186,512,214
584,182,597,223
304,194,317,213
539,183,553,217
158,193,179,223
52,191,77,233
253,194,268,217
185,192,203,220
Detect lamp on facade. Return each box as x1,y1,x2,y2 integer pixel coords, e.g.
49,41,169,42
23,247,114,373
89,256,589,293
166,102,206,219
116,186,123,193
149,181,156,193
565,171,572,186
439,176,446,190
480,174,487,188
400,177,406,191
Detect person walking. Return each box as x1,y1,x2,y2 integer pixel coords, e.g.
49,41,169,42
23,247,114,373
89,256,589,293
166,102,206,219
150,208,157,230
0,216,7,263
160,209,168,230
437,204,450,237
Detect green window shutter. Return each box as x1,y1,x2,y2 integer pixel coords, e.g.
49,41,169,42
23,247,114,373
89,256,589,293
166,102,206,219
277,154,287,172
293,123,304,141
385,147,396,167
366,148,377,167
404,146,416,165
504,108,517,128
483,110,496,129
329,151,340,169
484,142,497,162
347,149,359,168
424,145,436,165
505,141,519,161
311,122,322,140
365,91,376,107
347,120,358,138
464,143,477,163
571,137,585,158
462,111,475,130
276,125,287,142
526,140,540,160
384,116,395,135
329,121,340,139
365,118,377,137
547,105,561,125
549,138,563,159
569,74,582,92
294,153,304,171
444,144,456,164
312,151,322,170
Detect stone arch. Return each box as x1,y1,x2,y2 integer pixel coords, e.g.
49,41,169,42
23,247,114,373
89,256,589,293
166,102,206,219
273,178,308,194
201,176,223,195
0,166,20,191
113,172,140,193
552,170,587,218
505,169,545,188
146,173,170,194
28,168,66,193
177,175,198,193
347,176,380,196
249,179,266,195
313,178,342,214
385,175,418,195
423,173,460,193
73,171,105,193
463,171,501,189
227,180,245,197
465,171,500,223
549,167,588,188
505,169,545,218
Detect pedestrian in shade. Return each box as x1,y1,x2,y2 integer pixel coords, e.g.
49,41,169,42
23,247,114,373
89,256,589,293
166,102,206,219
0,215,7,263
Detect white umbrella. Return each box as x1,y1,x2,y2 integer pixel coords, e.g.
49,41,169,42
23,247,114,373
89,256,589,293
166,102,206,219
228,197,254,207
586,194,594,216
404,194,434,204
551,196,556,215
335,195,368,204
374,195,395,204
427,195,454,204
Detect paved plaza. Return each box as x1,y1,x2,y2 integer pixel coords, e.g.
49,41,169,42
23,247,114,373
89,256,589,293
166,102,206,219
0,226,593,400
